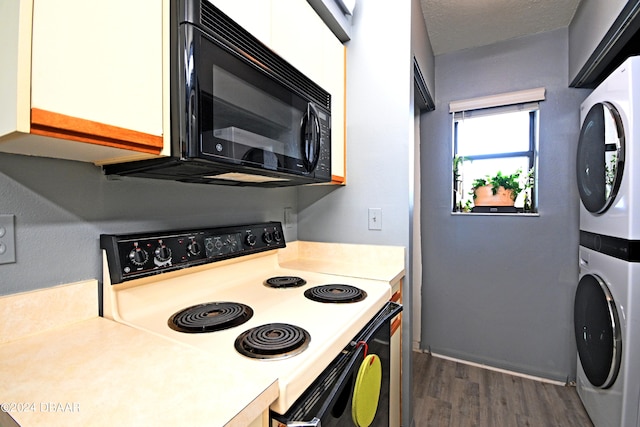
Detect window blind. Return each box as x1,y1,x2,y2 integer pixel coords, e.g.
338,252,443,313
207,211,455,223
449,87,546,113
453,102,540,120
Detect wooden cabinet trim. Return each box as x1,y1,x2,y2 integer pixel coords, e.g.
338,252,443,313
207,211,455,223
331,175,346,184
391,316,401,335
391,290,402,303
30,108,163,155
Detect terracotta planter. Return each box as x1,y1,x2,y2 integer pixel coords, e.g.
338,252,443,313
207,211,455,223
473,185,515,206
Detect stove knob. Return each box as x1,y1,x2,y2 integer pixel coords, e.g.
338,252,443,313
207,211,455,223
154,245,172,262
128,248,148,266
225,237,238,253
246,233,257,247
263,231,273,244
273,229,283,242
188,240,201,256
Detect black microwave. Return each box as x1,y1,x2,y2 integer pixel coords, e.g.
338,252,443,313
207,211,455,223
104,0,331,187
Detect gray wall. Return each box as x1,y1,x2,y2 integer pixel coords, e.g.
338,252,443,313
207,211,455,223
0,153,297,295
298,0,412,248
420,28,591,381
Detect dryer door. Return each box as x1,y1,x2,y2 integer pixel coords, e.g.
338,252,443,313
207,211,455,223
576,102,625,214
574,273,622,388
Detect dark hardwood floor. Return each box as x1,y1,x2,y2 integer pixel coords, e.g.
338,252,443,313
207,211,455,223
412,351,594,427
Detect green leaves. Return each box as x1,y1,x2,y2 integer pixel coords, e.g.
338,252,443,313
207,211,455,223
488,170,522,199
471,168,533,201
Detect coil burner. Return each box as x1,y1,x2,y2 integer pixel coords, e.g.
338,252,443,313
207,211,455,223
234,323,311,360
168,302,253,333
304,285,367,303
264,276,307,288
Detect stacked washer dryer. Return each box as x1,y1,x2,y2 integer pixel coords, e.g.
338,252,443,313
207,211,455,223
575,56,640,427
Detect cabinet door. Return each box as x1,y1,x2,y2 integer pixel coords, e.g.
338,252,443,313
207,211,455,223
30,0,164,156
271,0,325,84
0,0,31,137
211,0,272,46
323,37,346,183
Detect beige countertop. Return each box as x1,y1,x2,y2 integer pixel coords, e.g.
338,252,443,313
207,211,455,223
0,242,405,427
278,241,406,285
0,281,278,427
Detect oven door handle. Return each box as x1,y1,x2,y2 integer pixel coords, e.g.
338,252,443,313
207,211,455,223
285,417,321,427
278,302,403,426
280,344,364,427
312,302,403,423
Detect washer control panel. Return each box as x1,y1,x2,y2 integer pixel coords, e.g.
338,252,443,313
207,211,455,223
101,222,285,284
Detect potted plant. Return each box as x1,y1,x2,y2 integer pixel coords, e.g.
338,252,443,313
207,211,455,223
471,168,533,207
452,155,465,211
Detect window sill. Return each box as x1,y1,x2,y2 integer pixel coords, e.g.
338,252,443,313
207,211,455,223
451,212,540,217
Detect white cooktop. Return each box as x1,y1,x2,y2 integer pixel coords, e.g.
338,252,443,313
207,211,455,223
103,251,391,414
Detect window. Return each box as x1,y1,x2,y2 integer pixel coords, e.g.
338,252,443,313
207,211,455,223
451,89,543,214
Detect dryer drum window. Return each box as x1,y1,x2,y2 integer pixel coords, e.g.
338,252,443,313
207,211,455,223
574,274,622,388
576,102,625,214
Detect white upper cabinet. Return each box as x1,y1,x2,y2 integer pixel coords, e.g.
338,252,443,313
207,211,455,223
209,0,272,46
271,0,327,85
0,0,167,164
31,0,163,138
0,0,31,137
322,31,346,183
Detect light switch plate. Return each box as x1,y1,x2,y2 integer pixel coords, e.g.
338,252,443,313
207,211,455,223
0,214,16,264
283,207,294,229
368,208,382,230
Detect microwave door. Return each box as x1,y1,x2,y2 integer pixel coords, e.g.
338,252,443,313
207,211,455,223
197,40,311,176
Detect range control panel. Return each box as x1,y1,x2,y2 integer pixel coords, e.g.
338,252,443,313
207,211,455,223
101,222,285,284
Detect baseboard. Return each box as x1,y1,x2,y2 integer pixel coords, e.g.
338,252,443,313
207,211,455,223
415,349,569,387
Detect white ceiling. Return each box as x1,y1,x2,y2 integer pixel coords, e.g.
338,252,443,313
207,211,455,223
420,0,582,55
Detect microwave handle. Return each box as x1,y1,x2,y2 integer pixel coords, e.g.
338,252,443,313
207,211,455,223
301,103,321,173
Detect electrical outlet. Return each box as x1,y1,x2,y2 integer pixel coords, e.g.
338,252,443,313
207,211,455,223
0,214,16,264
368,208,382,230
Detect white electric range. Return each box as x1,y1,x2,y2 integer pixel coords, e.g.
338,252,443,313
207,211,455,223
101,222,400,426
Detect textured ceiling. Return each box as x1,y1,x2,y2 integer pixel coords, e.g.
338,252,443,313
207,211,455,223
420,0,582,55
